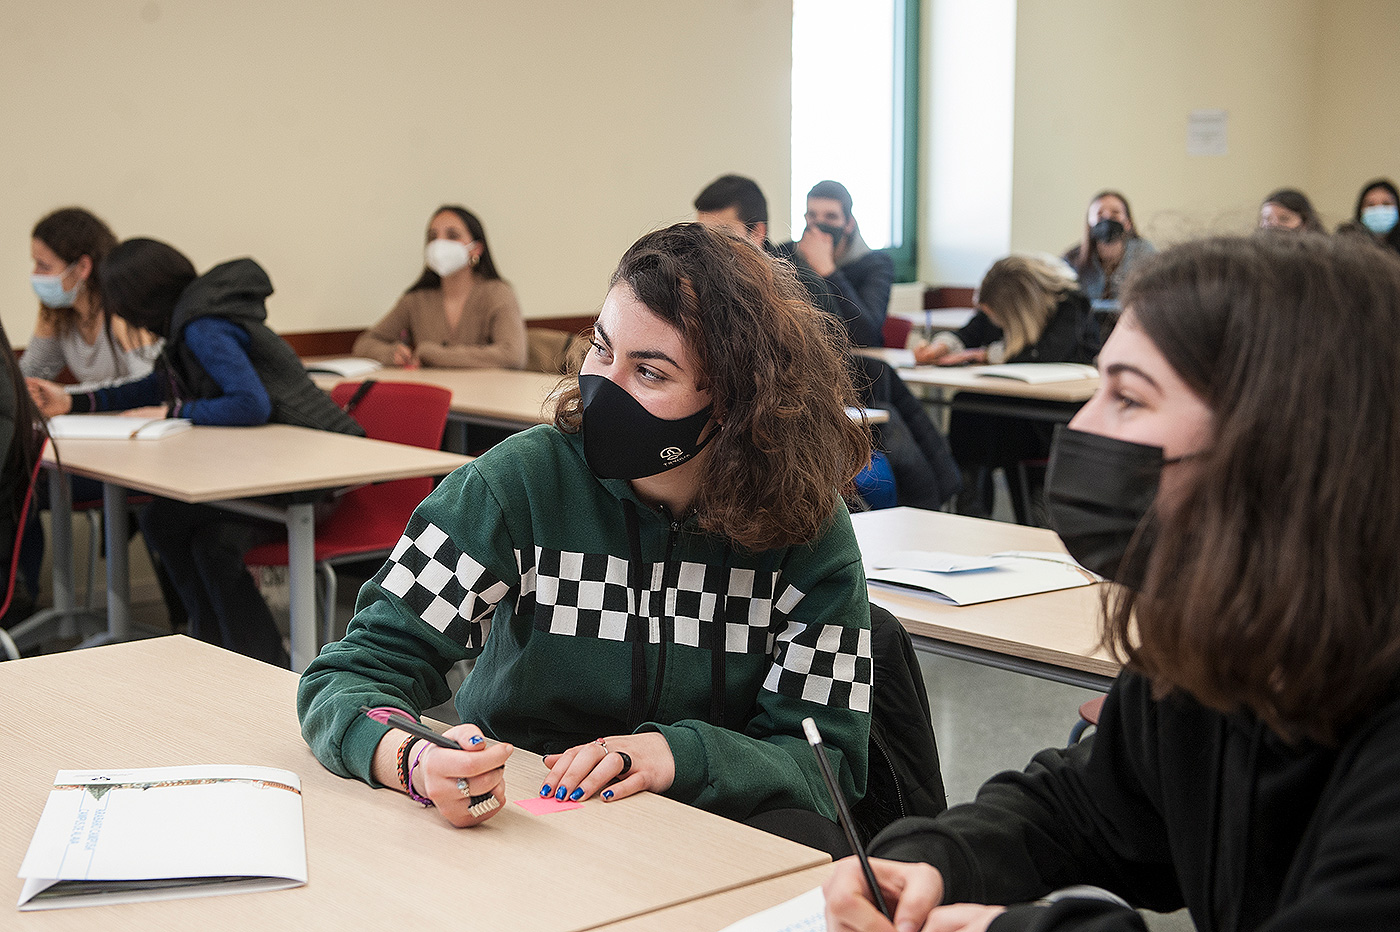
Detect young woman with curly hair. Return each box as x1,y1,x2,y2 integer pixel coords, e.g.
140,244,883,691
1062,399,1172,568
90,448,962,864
825,233,1400,932
299,223,875,852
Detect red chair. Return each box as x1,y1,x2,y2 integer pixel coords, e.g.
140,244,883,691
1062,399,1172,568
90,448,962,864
1,444,46,660
1068,695,1106,745
882,316,914,349
243,381,453,646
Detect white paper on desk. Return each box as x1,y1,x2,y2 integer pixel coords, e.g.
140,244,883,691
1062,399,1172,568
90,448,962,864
971,363,1098,383
303,356,382,378
865,550,1096,605
47,414,192,440
17,764,307,910
719,885,826,932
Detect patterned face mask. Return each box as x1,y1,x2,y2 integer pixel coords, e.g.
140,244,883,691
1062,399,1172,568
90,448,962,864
578,374,714,480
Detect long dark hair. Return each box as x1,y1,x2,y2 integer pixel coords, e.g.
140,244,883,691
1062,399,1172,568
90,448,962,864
31,207,118,336
405,205,502,293
1354,178,1400,253
1260,188,1325,233
95,238,199,339
1103,234,1400,744
1,318,46,524
1069,190,1139,275
554,223,871,552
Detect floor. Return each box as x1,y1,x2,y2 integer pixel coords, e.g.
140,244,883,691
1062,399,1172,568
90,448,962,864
19,501,1194,931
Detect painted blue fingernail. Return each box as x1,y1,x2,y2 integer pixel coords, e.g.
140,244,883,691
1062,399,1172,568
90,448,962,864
539,784,552,797
602,789,614,800
555,785,568,800
469,735,484,746
569,788,584,801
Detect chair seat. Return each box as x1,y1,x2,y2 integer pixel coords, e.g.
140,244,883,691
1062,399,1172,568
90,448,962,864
243,479,430,566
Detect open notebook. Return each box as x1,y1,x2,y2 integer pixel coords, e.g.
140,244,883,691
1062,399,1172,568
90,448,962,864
865,550,1099,605
971,363,1098,383
47,415,192,440
303,357,382,378
18,764,307,910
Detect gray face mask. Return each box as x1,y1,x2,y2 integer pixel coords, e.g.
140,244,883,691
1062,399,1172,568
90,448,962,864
1090,218,1125,244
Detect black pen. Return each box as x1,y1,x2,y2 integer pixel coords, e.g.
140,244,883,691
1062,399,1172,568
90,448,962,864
803,716,892,920
360,706,501,816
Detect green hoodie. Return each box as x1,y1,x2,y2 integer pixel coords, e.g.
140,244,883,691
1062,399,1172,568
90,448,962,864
298,425,871,821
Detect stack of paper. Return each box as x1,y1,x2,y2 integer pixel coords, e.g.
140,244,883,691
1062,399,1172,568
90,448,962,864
17,764,307,910
864,550,1099,605
971,363,1098,383
47,415,192,440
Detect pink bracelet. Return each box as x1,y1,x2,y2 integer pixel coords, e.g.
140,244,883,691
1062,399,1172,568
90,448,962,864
406,738,434,806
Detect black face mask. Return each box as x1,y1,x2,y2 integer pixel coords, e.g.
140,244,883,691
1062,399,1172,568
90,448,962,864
1090,218,1126,244
1044,426,1178,587
814,222,846,250
579,373,715,480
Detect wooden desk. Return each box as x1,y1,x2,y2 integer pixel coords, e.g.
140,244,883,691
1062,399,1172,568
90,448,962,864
39,425,469,671
852,507,1118,691
601,864,834,931
1,637,829,931
856,348,1098,424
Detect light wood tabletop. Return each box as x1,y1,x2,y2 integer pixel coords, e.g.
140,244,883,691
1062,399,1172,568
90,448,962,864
311,366,563,427
599,864,834,931
43,423,470,503
852,507,1118,689
1,637,830,931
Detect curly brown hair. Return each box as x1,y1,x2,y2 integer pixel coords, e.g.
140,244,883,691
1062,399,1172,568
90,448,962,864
1103,233,1400,744
555,223,871,552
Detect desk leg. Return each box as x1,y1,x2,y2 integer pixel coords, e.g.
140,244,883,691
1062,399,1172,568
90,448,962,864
48,470,76,615
286,503,316,673
102,483,132,641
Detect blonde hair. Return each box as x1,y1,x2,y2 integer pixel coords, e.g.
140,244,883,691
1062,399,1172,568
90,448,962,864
976,254,1079,358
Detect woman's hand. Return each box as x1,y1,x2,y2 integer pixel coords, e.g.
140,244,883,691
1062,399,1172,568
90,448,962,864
935,348,988,367
26,378,72,417
920,904,1006,932
391,342,416,367
540,732,674,804
121,406,169,419
912,341,950,366
411,723,514,827
413,343,444,367
825,857,947,932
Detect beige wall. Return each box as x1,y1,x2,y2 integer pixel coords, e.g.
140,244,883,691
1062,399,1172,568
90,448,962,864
0,0,793,342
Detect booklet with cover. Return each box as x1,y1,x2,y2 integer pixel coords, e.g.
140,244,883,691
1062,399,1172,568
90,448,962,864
47,414,193,441
865,549,1099,605
17,764,307,911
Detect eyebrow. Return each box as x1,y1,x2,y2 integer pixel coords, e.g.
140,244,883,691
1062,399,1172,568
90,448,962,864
1103,362,1162,392
593,322,684,371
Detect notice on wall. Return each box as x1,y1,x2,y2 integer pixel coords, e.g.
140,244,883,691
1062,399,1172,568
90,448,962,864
1187,109,1228,157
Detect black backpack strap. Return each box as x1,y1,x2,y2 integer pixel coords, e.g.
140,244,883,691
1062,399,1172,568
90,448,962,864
341,379,376,414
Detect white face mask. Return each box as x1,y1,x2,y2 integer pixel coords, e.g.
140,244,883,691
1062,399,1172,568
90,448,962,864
425,238,475,277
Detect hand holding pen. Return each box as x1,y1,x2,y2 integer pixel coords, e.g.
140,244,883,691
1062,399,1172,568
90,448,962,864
363,707,513,827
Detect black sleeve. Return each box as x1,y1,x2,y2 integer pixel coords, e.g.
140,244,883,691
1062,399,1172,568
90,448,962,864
826,252,893,347
955,312,1003,349
989,900,1147,932
868,672,1183,913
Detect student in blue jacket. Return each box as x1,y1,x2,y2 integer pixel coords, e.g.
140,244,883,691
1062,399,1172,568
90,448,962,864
29,238,363,666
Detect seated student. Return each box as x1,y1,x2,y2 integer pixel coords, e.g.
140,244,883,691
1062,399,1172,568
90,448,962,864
0,319,46,629
1060,191,1155,303
353,205,526,370
914,254,1100,519
775,180,894,347
825,233,1400,932
299,223,873,854
28,239,365,667
1258,187,1325,232
16,207,164,605
1346,178,1400,253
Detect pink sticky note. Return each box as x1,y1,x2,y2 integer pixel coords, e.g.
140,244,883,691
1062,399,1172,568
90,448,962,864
514,796,584,815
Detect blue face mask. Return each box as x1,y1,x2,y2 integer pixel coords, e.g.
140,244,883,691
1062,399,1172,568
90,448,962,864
1361,203,1399,236
30,264,80,309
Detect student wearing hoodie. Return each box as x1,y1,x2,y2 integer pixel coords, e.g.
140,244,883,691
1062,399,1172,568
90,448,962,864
298,223,874,852
28,238,364,667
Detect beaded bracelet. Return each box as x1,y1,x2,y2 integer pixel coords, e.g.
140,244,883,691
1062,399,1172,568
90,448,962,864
396,734,432,805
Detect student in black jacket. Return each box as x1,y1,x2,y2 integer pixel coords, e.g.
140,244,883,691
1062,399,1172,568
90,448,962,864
824,233,1400,932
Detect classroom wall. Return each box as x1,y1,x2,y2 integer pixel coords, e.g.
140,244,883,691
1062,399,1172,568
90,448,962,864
1009,0,1322,260
0,0,794,341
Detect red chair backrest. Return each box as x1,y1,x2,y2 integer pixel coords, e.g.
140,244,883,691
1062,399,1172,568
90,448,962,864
882,316,913,349
329,381,452,449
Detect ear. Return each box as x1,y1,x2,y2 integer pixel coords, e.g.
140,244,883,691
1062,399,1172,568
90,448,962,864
843,214,856,234
750,221,768,247
73,254,94,282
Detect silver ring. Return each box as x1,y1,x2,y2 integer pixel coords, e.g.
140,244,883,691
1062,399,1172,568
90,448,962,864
456,777,471,798
595,737,609,755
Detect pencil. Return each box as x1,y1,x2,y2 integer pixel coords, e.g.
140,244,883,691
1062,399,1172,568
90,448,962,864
802,716,892,920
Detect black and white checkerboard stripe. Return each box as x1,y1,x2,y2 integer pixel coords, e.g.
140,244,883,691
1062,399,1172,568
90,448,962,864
375,516,871,711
